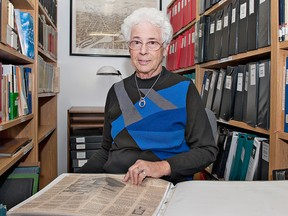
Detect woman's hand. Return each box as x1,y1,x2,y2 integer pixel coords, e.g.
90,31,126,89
123,160,171,185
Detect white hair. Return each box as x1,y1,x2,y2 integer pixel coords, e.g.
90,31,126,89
121,7,173,47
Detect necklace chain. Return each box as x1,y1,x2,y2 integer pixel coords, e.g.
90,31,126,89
135,72,161,108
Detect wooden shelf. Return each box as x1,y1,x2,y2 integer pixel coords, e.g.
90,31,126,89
0,114,34,132
0,43,34,65
0,141,33,175
10,0,34,10
38,125,56,143
200,46,271,69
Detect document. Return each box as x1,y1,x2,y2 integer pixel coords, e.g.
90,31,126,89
8,173,173,216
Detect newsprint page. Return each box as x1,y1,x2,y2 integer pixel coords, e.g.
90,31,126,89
7,173,174,216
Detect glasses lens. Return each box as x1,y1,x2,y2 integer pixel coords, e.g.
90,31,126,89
147,41,161,50
129,40,142,50
128,40,162,50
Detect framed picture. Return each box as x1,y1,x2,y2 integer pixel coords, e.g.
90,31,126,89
70,0,161,57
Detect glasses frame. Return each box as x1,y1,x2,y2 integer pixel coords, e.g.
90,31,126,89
128,40,164,51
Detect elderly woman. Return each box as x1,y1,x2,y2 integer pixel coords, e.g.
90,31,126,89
78,7,218,185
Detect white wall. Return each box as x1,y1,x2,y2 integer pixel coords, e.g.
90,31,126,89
57,0,170,174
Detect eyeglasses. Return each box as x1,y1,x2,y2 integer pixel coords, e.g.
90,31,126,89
128,40,163,51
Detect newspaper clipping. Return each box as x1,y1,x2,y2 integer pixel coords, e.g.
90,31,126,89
8,173,173,216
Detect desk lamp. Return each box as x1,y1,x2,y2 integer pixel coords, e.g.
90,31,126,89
96,66,122,79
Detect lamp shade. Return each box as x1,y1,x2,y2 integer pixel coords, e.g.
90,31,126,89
96,66,122,76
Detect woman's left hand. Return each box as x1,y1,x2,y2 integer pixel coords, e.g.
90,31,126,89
123,160,171,185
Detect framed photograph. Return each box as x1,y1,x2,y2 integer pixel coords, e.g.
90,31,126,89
70,0,161,57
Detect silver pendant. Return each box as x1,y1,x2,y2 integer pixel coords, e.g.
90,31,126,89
139,97,146,108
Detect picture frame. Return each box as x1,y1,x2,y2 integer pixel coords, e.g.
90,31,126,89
69,0,162,57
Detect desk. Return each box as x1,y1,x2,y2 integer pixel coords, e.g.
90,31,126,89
164,180,288,216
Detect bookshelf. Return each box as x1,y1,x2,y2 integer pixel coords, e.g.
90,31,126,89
0,0,58,189
167,0,288,179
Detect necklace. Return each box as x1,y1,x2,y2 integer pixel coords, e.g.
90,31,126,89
134,72,161,108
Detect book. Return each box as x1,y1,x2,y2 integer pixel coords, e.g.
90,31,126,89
7,173,288,216
7,173,173,216
0,138,31,157
14,9,35,59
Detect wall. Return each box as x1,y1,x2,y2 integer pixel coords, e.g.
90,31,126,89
57,0,170,174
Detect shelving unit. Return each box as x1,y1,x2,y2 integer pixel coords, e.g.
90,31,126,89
167,0,288,179
67,107,105,173
0,0,58,189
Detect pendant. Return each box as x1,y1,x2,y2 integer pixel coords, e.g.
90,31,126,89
139,97,146,108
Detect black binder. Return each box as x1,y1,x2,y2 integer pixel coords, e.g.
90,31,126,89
205,0,212,11
212,68,226,118
247,0,259,51
197,16,207,63
206,70,219,110
233,65,246,121
201,70,213,106
206,14,215,61
257,59,270,130
219,66,238,121
221,3,232,58
245,62,259,127
228,0,240,55
237,0,248,53
214,9,224,60
258,0,270,48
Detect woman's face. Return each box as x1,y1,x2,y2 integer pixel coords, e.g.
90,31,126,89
129,21,168,79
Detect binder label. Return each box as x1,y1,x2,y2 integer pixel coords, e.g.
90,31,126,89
217,73,223,90
77,152,86,159
250,65,256,86
249,0,255,14
237,73,243,91
232,8,236,24
225,76,232,89
259,63,265,78
76,137,85,143
78,159,88,167
216,20,222,31
240,3,247,20
224,15,229,28
76,144,86,150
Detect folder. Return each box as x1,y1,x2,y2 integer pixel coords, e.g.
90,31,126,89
233,65,246,121
219,66,238,121
70,135,103,144
258,0,270,48
224,131,239,180
247,0,259,51
239,134,256,180
229,133,247,180
237,0,248,54
212,68,226,118
212,127,232,179
244,62,259,127
221,3,232,58
228,0,240,56
260,139,269,180
206,70,219,110
257,59,270,130
214,9,224,60
245,137,268,181
71,150,98,159
70,142,102,150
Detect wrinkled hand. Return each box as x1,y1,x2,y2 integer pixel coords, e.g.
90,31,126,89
123,160,171,185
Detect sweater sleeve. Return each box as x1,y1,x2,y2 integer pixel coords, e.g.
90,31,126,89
166,81,218,182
